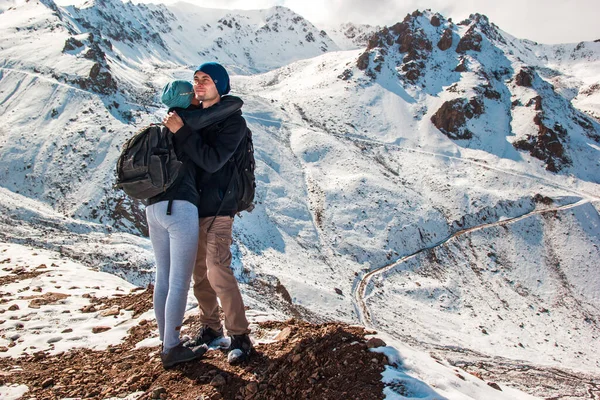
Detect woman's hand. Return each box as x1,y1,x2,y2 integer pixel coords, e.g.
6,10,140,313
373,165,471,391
163,111,184,133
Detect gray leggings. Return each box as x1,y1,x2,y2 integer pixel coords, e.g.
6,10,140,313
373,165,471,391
146,200,199,352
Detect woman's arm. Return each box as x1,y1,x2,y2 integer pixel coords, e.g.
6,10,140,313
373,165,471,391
177,95,243,131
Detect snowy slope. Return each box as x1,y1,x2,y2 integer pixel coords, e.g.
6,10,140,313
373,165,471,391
323,22,380,50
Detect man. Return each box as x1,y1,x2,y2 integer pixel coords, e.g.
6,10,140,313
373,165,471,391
163,62,252,364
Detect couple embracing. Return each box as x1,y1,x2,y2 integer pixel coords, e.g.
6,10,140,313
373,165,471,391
146,62,252,368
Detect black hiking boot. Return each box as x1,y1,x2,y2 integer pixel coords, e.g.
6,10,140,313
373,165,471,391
184,325,224,347
160,343,208,369
227,334,253,365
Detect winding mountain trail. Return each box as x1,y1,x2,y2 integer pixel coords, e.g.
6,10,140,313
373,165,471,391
351,197,600,399
352,198,591,326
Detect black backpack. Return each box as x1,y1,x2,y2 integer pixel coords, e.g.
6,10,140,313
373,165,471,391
114,124,184,201
233,128,256,213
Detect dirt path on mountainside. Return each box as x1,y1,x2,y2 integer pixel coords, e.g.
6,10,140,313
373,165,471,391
353,198,600,399
353,198,590,324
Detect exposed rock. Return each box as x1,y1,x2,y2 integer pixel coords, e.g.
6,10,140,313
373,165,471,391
430,15,441,27
513,117,571,172
356,51,370,71
41,377,54,388
437,28,453,51
366,338,387,348
92,326,111,334
533,194,553,205
357,12,436,83
8,304,19,311
455,57,468,72
28,292,69,309
456,26,483,53
580,83,600,96
107,195,148,237
81,304,97,313
275,282,292,303
62,37,84,52
431,97,484,139
516,68,534,87
100,306,120,317
487,382,502,391
151,387,167,399
210,374,227,387
525,95,543,110
476,85,501,100
338,69,353,81
274,327,292,341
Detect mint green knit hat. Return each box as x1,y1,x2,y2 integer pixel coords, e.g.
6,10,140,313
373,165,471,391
161,80,194,109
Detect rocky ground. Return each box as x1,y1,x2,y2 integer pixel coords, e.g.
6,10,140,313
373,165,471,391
0,288,391,400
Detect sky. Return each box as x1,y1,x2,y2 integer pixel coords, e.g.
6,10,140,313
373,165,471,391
129,0,600,44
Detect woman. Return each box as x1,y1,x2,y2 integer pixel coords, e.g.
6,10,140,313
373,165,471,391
147,80,242,368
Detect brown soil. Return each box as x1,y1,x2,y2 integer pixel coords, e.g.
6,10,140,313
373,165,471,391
89,285,154,318
0,290,389,400
0,264,48,287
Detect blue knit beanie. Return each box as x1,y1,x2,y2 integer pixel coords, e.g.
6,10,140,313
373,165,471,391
161,80,194,109
195,62,231,96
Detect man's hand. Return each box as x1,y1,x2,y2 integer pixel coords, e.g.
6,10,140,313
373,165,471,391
163,111,184,133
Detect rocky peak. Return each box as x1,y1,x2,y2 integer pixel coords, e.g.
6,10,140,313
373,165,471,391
357,9,440,82
457,13,506,48
69,0,174,49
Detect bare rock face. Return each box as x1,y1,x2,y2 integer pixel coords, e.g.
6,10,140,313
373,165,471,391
62,37,84,52
430,15,441,27
356,51,370,71
59,32,117,95
431,97,484,139
437,28,453,51
513,114,571,172
516,68,534,87
455,57,468,72
356,12,432,82
456,26,483,53
391,18,432,83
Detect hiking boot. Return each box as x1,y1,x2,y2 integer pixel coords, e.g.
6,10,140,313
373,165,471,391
160,343,208,369
227,334,253,365
184,325,224,347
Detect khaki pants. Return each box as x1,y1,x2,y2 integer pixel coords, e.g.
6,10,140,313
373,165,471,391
193,216,249,335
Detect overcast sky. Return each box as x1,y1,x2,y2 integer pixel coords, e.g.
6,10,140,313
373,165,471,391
138,0,600,44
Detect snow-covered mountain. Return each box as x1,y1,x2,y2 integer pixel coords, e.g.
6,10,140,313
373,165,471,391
322,22,381,50
1,1,599,399
355,11,600,177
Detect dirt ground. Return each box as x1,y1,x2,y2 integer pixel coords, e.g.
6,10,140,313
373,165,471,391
0,288,390,400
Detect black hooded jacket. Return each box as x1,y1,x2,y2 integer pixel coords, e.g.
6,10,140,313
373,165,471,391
174,97,247,218
147,96,243,210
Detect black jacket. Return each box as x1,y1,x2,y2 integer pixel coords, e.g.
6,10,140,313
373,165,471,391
174,106,247,218
146,111,198,208
147,97,244,210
